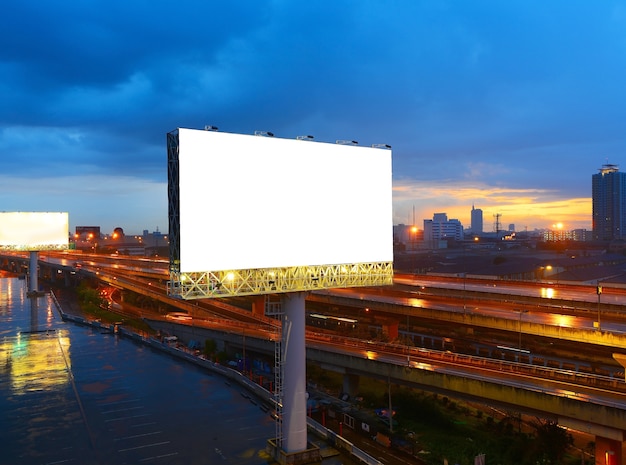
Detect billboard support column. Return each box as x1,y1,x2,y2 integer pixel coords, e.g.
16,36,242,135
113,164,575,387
28,251,39,295
281,292,307,453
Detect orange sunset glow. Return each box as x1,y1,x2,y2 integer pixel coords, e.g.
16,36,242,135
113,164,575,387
393,181,591,231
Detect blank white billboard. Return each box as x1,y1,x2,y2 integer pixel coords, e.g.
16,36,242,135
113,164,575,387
0,212,69,250
177,128,392,273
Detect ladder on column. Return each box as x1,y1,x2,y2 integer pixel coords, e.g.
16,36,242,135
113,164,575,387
265,295,283,449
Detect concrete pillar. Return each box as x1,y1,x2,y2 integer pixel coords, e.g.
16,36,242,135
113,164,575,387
595,436,623,465
281,292,307,453
383,321,399,340
342,373,360,399
251,295,266,317
28,251,38,294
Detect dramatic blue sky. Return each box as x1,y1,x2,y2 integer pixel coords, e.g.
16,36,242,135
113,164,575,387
2,1,625,234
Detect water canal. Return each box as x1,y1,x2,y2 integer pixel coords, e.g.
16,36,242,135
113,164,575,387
0,277,355,465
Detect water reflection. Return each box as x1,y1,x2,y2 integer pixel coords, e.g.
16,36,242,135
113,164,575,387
1,331,71,393
0,277,71,394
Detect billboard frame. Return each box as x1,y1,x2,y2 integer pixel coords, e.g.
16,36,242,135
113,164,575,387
166,129,393,299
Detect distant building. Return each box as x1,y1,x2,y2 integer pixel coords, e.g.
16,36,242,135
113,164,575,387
75,226,101,240
592,164,626,241
73,226,102,251
393,224,423,250
543,228,590,242
470,205,483,234
142,229,169,256
71,226,168,256
508,224,515,232
424,213,464,247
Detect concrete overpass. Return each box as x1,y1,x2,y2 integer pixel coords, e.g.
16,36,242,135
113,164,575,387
308,292,626,350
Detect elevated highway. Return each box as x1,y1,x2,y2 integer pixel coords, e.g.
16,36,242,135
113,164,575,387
308,291,626,350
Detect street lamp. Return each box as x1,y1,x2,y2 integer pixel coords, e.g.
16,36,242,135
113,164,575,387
596,282,603,330
518,309,529,358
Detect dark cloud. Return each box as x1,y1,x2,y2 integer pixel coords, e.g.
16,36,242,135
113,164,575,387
1,1,626,231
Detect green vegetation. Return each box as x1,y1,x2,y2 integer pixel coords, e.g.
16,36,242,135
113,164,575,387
75,282,154,334
202,338,228,363
75,281,105,313
307,364,578,465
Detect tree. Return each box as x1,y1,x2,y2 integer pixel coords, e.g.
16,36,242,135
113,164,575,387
531,419,573,464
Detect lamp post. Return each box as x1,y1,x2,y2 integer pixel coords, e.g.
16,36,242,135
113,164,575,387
410,226,418,272
462,242,467,315
518,309,529,358
596,282,602,330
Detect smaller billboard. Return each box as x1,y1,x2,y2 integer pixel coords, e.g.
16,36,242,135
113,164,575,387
0,212,69,251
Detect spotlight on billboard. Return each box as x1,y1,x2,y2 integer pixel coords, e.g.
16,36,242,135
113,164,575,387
167,128,393,298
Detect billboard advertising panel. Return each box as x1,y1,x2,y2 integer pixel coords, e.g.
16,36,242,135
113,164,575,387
0,212,69,251
176,128,392,272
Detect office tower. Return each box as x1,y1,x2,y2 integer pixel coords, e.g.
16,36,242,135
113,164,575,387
592,164,626,241
471,204,483,234
424,213,464,246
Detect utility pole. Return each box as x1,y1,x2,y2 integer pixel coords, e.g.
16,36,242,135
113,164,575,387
596,282,602,330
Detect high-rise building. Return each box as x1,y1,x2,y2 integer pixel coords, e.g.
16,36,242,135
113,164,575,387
592,164,626,241
424,213,464,246
470,204,483,234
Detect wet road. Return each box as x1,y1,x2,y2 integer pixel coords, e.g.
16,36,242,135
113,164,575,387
0,278,352,465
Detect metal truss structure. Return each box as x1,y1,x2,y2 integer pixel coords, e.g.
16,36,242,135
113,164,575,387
167,129,181,278
0,244,67,251
167,261,393,299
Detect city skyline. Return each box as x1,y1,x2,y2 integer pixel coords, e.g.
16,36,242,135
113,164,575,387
2,2,625,234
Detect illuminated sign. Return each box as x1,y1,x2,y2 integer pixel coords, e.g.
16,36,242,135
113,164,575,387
0,212,69,251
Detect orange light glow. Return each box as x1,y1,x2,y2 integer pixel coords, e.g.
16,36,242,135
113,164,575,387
550,314,575,327
407,298,427,307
